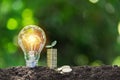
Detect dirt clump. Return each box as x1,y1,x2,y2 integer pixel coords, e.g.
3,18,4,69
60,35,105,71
0,65,120,80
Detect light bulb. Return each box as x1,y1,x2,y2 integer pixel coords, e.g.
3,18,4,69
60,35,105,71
18,25,46,67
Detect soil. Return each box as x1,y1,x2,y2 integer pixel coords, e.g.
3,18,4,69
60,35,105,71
0,65,120,80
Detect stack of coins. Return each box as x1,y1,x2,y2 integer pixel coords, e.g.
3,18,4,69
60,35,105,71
47,49,57,69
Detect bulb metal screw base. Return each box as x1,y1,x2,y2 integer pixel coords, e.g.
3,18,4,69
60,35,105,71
26,60,38,68
25,51,38,68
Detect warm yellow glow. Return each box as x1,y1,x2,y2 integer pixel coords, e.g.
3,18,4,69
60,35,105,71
118,22,120,35
24,34,41,50
20,28,44,51
89,0,99,4
28,35,40,43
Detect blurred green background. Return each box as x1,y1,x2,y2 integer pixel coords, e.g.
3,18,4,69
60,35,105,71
0,0,120,68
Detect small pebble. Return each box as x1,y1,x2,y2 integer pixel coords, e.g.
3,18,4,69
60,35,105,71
57,65,72,73
57,67,63,71
62,68,72,73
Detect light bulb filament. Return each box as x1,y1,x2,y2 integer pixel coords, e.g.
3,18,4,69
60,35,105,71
18,25,46,67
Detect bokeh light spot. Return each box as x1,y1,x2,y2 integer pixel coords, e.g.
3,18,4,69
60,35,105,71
22,8,35,26
22,18,35,26
89,0,99,4
118,22,120,35
22,8,33,18
12,0,23,11
90,60,103,66
74,54,89,65
7,42,17,54
0,58,6,68
1,0,10,14
105,3,115,14
112,56,120,66
7,18,18,30
4,42,17,54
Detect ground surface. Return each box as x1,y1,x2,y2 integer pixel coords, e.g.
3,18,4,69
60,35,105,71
0,65,120,80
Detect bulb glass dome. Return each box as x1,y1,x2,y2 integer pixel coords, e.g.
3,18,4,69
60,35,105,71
18,25,46,67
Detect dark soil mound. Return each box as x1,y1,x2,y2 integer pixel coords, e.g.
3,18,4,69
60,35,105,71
0,65,120,80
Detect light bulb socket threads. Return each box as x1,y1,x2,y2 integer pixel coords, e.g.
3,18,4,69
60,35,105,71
25,51,39,67
26,60,38,68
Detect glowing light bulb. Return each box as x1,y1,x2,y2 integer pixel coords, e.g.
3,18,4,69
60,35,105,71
18,25,46,67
